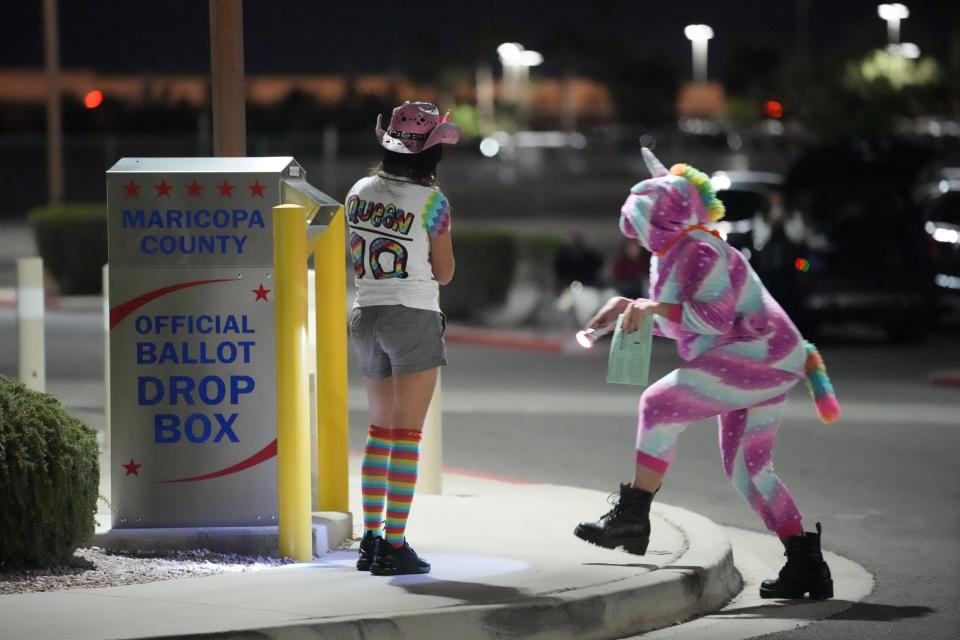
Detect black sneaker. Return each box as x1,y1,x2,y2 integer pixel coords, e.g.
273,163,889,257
369,540,431,576
356,531,381,571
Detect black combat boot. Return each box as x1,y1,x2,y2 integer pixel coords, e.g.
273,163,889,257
574,483,654,555
760,522,834,600
356,530,381,571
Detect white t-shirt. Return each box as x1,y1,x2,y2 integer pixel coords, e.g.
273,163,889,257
345,172,451,312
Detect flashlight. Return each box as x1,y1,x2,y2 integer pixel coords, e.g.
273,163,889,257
575,324,613,348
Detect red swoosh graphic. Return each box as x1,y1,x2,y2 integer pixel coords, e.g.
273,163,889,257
110,278,236,328
161,438,277,483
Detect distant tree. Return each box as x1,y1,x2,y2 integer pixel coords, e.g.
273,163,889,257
797,48,944,140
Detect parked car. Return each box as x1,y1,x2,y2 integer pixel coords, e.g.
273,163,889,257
710,170,809,328
780,144,935,341
915,167,960,314
709,170,784,261
709,144,936,341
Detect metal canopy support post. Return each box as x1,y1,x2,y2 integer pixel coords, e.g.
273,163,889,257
311,207,349,512
209,0,246,156
274,204,312,561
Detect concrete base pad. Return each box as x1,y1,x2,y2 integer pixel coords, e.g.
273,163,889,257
90,512,352,558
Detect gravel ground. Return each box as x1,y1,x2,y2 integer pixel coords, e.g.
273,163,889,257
0,547,296,595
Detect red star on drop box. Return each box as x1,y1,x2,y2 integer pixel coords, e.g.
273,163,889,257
218,180,235,197
252,283,271,301
122,458,142,476
248,180,267,198
186,179,204,197
124,180,142,198
154,180,172,198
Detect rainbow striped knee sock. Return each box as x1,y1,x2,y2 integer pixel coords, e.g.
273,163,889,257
360,425,393,535
385,428,422,548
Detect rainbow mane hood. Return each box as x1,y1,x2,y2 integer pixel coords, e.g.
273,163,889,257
619,148,726,253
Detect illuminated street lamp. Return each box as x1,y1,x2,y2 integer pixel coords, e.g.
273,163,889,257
497,42,543,127
683,24,714,84
878,3,909,45
497,42,543,101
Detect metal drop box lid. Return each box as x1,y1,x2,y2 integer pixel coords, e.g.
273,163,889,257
107,156,301,175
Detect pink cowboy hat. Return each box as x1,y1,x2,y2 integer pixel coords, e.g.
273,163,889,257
375,101,460,154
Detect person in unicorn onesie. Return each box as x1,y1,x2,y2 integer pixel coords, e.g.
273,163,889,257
574,148,841,600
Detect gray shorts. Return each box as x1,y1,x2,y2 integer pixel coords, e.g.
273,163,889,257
349,305,447,379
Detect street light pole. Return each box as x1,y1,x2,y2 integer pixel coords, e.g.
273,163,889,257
42,0,63,205
878,3,910,45
475,63,495,132
209,0,246,157
497,42,543,129
684,24,714,85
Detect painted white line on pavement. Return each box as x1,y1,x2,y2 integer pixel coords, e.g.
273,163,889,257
348,387,960,426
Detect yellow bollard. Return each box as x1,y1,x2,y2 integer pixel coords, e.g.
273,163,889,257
273,204,313,561
311,206,349,512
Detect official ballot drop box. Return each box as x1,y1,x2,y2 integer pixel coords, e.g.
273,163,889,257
106,157,339,528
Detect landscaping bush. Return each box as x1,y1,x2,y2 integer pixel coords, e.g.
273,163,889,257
441,229,517,320
28,203,107,295
0,375,99,568
440,229,565,321
516,232,566,286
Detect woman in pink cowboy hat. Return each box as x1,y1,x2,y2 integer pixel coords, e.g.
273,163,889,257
347,101,459,576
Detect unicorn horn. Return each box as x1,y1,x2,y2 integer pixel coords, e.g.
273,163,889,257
641,147,668,177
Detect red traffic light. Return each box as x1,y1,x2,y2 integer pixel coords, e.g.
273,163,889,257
84,90,104,109
763,99,784,119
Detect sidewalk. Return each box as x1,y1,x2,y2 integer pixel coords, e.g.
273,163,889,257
1,468,741,640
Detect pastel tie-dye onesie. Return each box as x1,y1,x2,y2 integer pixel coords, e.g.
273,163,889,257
620,149,839,541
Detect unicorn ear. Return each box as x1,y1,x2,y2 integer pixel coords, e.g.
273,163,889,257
641,147,668,178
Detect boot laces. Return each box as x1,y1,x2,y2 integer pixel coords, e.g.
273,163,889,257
601,491,627,520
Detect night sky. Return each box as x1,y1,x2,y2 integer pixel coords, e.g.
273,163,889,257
1,1,956,79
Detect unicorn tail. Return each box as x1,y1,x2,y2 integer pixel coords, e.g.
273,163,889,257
804,342,841,424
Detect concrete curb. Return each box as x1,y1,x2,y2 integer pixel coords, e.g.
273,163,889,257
643,525,875,639
150,504,740,640
0,288,102,311
928,369,960,387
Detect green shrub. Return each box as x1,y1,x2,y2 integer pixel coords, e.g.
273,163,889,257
28,203,107,295
516,232,566,285
440,228,565,320
441,229,516,320
0,375,99,568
